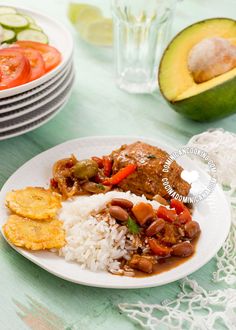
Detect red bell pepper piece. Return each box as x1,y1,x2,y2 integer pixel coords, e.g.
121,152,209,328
50,178,58,188
148,238,172,256
103,156,112,177
92,156,104,169
170,199,186,215
178,208,192,224
157,205,177,222
103,164,137,186
170,199,192,224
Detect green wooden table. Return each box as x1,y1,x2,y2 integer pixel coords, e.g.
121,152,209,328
0,0,235,329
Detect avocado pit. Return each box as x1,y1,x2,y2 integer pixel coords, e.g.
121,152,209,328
188,37,236,83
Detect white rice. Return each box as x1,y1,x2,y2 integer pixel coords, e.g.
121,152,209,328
59,191,160,272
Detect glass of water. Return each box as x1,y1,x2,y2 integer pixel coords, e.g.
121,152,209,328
111,0,179,94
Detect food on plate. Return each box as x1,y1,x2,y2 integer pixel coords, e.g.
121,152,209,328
5,187,62,220
159,18,236,121
0,6,48,44
0,7,62,90
51,142,190,200
15,41,61,73
3,215,65,250
111,142,190,198
2,142,201,277
0,48,31,90
2,27,16,44
0,41,61,89
59,191,200,276
8,46,45,81
16,29,48,44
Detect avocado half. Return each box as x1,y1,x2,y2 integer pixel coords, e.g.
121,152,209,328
158,18,236,121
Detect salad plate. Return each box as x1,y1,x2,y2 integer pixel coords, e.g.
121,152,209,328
0,4,74,139
0,3,73,99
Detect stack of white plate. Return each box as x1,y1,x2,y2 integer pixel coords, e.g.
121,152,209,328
0,5,74,141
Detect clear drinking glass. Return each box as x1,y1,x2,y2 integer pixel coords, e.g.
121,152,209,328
111,0,179,93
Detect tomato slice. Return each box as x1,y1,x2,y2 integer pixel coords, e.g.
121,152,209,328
0,49,31,90
15,41,62,73
10,47,45,81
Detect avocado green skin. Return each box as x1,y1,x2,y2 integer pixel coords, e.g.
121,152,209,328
163,75,236,122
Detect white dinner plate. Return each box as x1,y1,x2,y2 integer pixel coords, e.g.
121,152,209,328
0,63,73,117
0,68,74,125
0,3,73,99
0,94,71,141
0,58,73,107
0,73,75,132
0,137,231,288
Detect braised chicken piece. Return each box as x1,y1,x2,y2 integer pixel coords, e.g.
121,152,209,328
111,141,190,199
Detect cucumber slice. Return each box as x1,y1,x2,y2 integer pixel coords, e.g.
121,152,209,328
29,23,42,31
21,14,35,24
17,29,48,44
0,7,17,15
0,14,29,29
2,28,15,43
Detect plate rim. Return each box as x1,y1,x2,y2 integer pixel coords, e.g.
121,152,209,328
0,73,75,132
0,86,73,141
0,136,231,288
0,57,73,106
0,63,73,119
0,68,74,123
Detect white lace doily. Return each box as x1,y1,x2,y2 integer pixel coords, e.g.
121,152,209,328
119,129,236,329
119,278,236,330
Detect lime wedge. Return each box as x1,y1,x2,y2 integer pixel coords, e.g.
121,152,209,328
68,3,89,24
68,3,102,26
76,6,102,34
81,18,113,46
68,3,113,47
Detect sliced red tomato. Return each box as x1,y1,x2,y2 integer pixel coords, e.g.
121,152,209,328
9,47,45,81
157,205,177,222
0,49,31,90
15,41,62,72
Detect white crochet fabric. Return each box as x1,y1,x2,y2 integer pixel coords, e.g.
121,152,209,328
187,129,236,285
119,278,236,330
119,129,236,329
